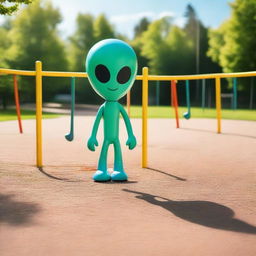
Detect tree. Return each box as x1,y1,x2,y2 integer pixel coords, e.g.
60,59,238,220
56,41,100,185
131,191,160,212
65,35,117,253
184,4,198,44
134,17,150,38
93,14,115,41
0,25,12,109
6,0,68,101
140,18,170,74
139,18,194,105
141,18,193,75
208,0,256,73
184,4,200,76
0,0,32,15
69,13,117,104
69,13,95,72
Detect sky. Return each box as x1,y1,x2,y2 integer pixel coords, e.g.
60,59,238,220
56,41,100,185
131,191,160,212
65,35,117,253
1,0,233,38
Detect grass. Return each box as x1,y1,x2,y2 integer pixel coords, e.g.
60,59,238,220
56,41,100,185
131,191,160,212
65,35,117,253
128,106,256,121
0,106,255,122
0,109,61,122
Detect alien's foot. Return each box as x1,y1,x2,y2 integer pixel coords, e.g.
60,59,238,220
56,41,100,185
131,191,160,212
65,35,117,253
93,170,111,182
111,171,128,181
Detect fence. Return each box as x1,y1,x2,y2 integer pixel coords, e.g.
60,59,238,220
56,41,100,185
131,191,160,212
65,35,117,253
1,61,256,168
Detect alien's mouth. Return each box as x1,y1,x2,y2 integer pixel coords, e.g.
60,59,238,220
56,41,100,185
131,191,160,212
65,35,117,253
107,88,118,91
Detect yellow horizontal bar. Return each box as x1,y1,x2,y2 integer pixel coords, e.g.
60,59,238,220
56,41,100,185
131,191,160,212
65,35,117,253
147,71,256,81
1,68,256,80
136,75,143,80
41,71,88,78
0,68,35,76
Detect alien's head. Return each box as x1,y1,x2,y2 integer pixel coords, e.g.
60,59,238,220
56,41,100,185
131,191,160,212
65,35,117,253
86,39,137,101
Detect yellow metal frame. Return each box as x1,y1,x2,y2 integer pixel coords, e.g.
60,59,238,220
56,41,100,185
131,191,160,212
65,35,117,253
35,61,43,167
215,77,222,133
142,67,149,168
1,62,256,168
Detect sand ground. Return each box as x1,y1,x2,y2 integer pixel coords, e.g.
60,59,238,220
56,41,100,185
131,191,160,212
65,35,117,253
0,116,255,256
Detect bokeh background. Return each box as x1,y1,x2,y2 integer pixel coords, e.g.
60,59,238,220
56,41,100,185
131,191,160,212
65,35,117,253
0,0,255,108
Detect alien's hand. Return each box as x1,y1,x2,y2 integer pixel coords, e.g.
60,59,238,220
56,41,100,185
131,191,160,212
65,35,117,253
87,136,98,151
126,134,137,150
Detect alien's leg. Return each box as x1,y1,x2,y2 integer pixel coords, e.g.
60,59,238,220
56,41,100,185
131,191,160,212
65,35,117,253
111,139,128,181
93,140,111,182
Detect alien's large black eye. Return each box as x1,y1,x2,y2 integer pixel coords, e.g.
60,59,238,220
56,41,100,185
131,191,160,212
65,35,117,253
95,64,110,83
117,66,131,84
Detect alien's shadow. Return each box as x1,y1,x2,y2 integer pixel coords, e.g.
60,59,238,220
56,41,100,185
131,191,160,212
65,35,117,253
123,189,256,234
0,193,40,226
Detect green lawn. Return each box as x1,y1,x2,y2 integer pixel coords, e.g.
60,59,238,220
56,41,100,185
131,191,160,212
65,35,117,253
0,109,60,122
0,107,255,122
128,106,256,121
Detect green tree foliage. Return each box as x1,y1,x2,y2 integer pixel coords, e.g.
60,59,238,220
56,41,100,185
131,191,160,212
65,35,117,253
208,0,256,73
0,0,32,15
131,17,151,74
184,4,197,44
0,26,10,67
1,0,251,107
69,13,116,72
69,13,95,72
141,18,193,75
6,0,68,101
93,14,115,41
134,17,150,38
69,13,116,104
139,18,194,105
129,17,151,105
0,25,12,109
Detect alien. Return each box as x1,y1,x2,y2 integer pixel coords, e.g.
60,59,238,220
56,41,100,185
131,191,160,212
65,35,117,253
86,39,137,182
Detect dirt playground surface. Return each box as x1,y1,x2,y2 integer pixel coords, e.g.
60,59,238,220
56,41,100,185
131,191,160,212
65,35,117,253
0,116,255,256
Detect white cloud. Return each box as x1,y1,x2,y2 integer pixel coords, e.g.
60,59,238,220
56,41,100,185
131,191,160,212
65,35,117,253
110,11,186,38
110,11,175,24
174,16,186,28
157,11,174,19
110,12,155,23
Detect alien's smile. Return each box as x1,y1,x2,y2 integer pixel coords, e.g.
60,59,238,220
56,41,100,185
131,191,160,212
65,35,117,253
107,87,118,91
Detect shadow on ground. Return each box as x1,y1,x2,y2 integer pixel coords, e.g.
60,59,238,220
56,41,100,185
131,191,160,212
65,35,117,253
0,193,40,226
123,189,256,234
37,167,83,182
147,167,187,181
181,127,256,139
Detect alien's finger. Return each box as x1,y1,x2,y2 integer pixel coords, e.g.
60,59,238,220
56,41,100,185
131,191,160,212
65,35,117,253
130,141,136,150
95,140,98,146
88,143,95,151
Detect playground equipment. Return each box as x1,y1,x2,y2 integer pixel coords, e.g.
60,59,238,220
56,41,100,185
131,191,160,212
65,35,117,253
156,81,160,105
86,39,137,181
1,64,256,169
232,77,238,110
171,80,179,128
183,80,191,119
210,77,238,110
65,77,75,141
13,75,23,133
202,79,206,110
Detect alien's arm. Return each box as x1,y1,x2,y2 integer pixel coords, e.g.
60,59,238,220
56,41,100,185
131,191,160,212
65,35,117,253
87,105,104,151
119,104,136,150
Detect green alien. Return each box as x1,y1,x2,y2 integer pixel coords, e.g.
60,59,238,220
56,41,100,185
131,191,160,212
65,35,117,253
86,39,137,182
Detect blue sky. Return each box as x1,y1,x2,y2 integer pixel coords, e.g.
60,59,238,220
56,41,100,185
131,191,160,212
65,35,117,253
1,0,233,38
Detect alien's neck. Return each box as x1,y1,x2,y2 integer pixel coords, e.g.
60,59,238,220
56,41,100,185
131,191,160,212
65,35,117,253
106,100,118,103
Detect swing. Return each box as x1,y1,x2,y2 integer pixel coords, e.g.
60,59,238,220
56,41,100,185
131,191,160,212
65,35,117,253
65,77,75,141
183,80,191,119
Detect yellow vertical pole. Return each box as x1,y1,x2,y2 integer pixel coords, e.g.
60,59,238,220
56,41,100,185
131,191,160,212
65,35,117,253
35,61,43,167
142,67,149,168
215,76,222,133
126,90,131,117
